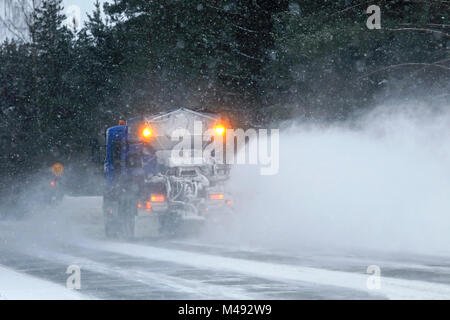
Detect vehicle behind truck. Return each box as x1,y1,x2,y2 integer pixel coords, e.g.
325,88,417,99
103,108,233,238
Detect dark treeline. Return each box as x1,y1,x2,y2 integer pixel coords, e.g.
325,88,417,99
0,0,448,192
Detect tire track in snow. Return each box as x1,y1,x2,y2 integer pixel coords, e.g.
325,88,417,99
13,241,379,299
32,249,256,299
89,240,450,299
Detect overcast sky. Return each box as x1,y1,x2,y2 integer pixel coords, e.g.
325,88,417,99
0,1,110,41
62,0,109,29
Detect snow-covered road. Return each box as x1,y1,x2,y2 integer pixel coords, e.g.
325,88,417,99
1,196,450,299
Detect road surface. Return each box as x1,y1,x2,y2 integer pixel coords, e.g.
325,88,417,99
1,196,450,299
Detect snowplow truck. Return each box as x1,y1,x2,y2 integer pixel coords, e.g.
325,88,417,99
103,108,233,238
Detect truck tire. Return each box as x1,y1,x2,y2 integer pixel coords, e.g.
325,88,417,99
118,197,136,240
121,211,135,240
105,217,118,239
103,197,120,239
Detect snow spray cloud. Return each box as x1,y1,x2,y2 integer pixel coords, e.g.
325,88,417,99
212,101,450,255
0,164,104,251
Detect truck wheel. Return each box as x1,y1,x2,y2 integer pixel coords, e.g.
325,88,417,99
121,213,135,240
105,217,118,239
103,197,120,239
118,198,136,240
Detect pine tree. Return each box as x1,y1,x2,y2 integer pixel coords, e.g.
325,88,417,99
29,0,75,162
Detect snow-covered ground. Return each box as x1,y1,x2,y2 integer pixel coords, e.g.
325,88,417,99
0,265,88,300
1,195,450,299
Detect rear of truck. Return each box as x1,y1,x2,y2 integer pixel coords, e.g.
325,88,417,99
103,108,234,238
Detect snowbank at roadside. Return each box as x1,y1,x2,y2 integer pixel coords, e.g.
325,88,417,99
0,265,89,300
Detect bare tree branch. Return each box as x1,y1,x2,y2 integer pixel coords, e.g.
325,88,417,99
0,0,37,42
406,0,450,6
205,4,246,17
231,23,258,33
399,23,450,29
233,49,262,61
0,16,27,42
433,57,450,64
358,62,450,80
387,28,450,39
329,3,365,17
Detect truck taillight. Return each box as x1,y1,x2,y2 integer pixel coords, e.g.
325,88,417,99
150,194,165,202
209,193,224,200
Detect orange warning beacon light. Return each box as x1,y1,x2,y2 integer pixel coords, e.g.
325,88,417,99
214,125,225,135
51,163,64,177
142,126,153,138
